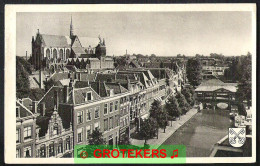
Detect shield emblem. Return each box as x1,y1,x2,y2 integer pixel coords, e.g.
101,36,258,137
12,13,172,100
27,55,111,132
229,128,246,147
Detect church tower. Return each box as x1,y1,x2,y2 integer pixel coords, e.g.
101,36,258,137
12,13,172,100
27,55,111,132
70,16,74,39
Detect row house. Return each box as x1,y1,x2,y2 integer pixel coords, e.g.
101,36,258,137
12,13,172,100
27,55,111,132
16,100,38,158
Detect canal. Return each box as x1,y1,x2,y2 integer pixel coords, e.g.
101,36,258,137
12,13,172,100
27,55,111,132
161,109,232,157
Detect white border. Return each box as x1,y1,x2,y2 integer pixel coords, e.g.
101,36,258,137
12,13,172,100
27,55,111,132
5,4,256,164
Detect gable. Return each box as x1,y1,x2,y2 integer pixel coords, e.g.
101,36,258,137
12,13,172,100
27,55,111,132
72,36,82,47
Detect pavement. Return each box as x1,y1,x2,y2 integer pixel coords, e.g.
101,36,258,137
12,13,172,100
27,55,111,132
130,108,198,149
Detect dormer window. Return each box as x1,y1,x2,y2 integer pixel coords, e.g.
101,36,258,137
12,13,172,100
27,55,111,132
53,123,59,135
84,92,92,101
107,89,114,96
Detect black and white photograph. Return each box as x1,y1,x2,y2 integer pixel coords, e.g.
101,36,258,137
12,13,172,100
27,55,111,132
5,4,256,164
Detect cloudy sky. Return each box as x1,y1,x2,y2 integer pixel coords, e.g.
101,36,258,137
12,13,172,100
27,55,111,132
16,12,252,57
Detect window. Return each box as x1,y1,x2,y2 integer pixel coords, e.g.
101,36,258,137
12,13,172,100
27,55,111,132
77,128,83,143
84,92,92,101
16,149,20,158
115,115,119,127
16,129,20,143
16,107,20,117
58,141,63,154
94,107,100,119
53,123,59,135
24,126,32,140
66,137,70,150
104,104,108,115
94,122,100,130
24,146,31,158
40,145,46,157
87,92,92,101
86,110,92,121
49,144,54,157
110,102,113,112
86,125,91,140
77,111,83,124
109,117,113,129
104,118,108,131
125,117,128,125
115,101,119,111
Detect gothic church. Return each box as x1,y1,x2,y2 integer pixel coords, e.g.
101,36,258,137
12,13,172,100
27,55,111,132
31,17,114,71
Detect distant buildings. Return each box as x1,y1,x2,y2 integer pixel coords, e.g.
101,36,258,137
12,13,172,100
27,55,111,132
200,58,229,79
195,79,237,110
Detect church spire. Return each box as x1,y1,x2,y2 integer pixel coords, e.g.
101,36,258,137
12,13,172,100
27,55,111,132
70,15,74,39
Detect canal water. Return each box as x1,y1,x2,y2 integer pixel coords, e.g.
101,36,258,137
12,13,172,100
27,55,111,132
162,109,232,157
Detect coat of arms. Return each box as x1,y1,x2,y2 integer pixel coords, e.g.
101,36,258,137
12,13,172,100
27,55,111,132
229,128,246,147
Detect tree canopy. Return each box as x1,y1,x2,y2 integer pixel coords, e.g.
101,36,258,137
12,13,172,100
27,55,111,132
140,118,158,144
16,56,31,99
176,92,190,115
236,52,252,108
186,58,202,87
88,128,106,145
165,95,181,124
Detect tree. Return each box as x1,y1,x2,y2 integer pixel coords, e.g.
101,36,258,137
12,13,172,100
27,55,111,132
186,58,202,87
43,79,55,92
181,87,195,106
236,52,252,108
140,118,157,144
16,56,31,99
149,100,163,119
176,92,190,115
157,109,168,133
165,95,182,124
88,128,106,145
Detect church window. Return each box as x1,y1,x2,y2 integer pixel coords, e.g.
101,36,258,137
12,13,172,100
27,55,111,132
59,49,63,59
53,49,57,59
66,49,70,59
46,49,50,59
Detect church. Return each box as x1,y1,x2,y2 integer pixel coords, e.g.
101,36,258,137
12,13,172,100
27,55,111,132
31,17,114,71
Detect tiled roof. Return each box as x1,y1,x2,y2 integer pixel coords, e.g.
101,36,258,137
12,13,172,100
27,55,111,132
72,47,86,55
59,79,71,86
90,82,107,97
72,87,101,105
41,34,70,47
195,79,237,92
79,73,96,82
49,72,70,82
16,100,34,118
77,37,99,48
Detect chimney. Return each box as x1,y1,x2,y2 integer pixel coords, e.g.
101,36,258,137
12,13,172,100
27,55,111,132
40,102,46,116
54,90,59,110
26,51,27,60
39,68,43,89
63,85,69,103
69,78,74,87
78,73,81,81
97,81,101,95
32,101,38,114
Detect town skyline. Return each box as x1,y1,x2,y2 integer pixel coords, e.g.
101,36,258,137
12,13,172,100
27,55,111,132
16,12,252,57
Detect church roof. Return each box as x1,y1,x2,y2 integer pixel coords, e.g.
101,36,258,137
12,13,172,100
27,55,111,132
41,34,70,48
77,37,99,48
72,47,86,55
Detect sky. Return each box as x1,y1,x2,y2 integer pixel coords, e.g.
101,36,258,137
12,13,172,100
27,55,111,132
16,12,252,57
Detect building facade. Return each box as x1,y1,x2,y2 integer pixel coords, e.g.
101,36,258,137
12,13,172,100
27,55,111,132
16,100,38,158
